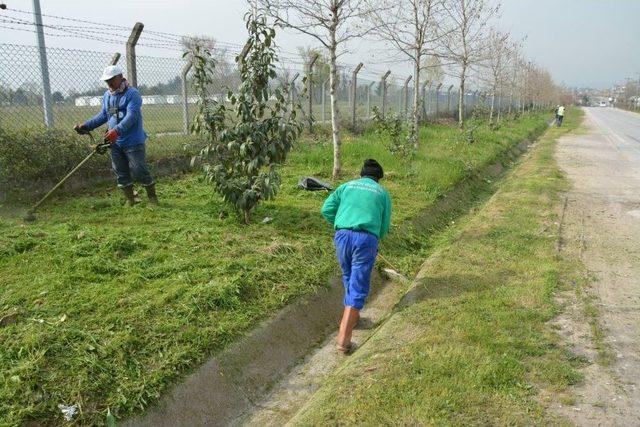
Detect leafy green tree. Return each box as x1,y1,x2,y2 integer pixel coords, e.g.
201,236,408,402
51,91,65,104
189,12,303,223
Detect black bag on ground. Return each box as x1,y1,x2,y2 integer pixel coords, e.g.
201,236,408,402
298,176,333,191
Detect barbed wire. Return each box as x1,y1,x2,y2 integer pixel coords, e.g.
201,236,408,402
0,6,415,80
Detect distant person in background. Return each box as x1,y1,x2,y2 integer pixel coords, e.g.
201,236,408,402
556,105,565,127
321,159,392,354
74,65,158,205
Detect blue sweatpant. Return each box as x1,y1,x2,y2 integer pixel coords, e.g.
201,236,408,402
334,229,378,310
110,144,154,188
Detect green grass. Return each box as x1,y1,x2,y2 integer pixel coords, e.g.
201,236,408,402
292,109,586,426
0,100,403,136
0,95,462,137
0,104,195,135
0,113,549,426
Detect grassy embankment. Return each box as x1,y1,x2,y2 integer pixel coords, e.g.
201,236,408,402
293,109,586,425
1,113,549,425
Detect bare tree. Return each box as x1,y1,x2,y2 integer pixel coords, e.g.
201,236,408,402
367,0,441,146
439,0,500,128
181,35,238,93
505,44,523,115
423,55,444,86
258,0,371,180
483,29,509,125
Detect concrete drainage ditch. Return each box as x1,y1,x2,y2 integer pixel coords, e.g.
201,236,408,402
124,139,535,427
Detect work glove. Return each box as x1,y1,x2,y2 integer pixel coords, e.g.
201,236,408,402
104,128,118,144
74,124,89,135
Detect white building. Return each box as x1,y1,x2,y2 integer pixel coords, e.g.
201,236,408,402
74,96,102,107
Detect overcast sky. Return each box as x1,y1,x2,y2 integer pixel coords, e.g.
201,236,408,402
1,0,639,89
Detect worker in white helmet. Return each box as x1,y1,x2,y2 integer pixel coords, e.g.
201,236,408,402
74,65,157,205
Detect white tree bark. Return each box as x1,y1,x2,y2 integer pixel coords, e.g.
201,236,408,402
258,0,371,180
489,88,496,124
328,21,341,179
458,65,466,127
412,47,421,148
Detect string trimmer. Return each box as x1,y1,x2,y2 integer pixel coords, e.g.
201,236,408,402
23,131,111,222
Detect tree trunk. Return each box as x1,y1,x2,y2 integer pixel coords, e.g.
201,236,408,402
412,49,421,149
489,88,496,124
458,67,466,129
329,31,341,180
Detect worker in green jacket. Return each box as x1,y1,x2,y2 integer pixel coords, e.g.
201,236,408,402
321,159,392,354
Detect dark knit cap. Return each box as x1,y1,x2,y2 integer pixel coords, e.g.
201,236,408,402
360,158,384,180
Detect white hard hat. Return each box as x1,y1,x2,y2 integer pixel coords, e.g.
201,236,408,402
100,65,124,81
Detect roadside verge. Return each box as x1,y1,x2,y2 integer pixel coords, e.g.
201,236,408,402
292,110,585,425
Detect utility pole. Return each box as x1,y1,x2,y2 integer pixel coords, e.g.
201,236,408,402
32,0,54,127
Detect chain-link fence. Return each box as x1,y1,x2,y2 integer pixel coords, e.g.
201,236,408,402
0,43,202,135
0,43,521,135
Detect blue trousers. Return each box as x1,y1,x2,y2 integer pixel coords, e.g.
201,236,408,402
110,144,154,188
334,229,378,310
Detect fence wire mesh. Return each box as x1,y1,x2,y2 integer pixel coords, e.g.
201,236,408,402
1,43,520,136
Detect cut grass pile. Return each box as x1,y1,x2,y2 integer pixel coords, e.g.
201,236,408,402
292,109,585,425
1,113,548,425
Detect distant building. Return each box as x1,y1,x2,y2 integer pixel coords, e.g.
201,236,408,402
74,96,102,107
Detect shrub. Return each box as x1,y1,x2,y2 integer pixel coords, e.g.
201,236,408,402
0,127,104,197
371,106,413,158
190,13,303,223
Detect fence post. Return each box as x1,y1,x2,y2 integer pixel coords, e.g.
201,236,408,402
351,62,363,127
126,22,144,87
306,54,318,132
290,73,300,112
426,82,433,116
109,53,121,66
32,0,54,127
447,84,454,116
403,76,412,120
422,81,429,120
181,61,193,135
473,90,479,114
237,40,252,70
435,83,443,117
322,77,329,122
381,70,391,119
367,81,375,119
508,92,513,115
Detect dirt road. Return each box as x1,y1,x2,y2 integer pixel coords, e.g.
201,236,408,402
556,107,640,425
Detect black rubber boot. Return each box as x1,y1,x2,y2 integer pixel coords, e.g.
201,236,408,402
145,184,159,205
121,185,136,206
